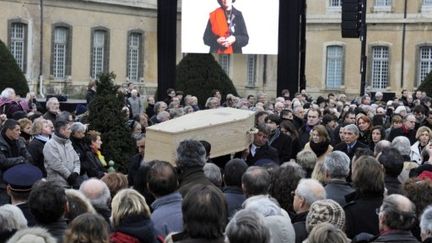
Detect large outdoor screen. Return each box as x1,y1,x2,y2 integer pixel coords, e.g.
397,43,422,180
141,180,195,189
181,0,279,55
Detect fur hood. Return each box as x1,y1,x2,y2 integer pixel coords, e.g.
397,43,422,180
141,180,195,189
7,227,56,243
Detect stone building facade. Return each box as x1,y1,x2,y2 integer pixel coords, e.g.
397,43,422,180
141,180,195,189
1,0,431,99
306,0,432,97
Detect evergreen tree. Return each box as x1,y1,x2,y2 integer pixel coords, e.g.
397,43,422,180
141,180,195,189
87,72,135,172
176,53,238,107
418,71,432,97
0,39,29,96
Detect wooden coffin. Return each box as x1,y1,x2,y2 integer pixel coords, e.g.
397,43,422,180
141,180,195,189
145,108,255,164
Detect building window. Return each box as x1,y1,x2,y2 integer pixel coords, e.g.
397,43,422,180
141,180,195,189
127,32,143,82
53,27,68,80
329,0,341,7
90,28,110,79
375,0,391,6
371,46,389,89
325,46,344,89
418,47,432,85
423,0,432,12
219,55,230,75
246,55,257,87
9,22,27,73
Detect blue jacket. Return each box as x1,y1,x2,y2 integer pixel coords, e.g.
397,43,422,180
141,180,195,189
223,186,245,219
151,192,183,237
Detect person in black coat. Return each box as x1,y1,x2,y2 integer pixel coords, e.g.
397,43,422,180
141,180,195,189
110,189,159,243
0,119,33,205
70,122,91,176
176,140,215,198
223,158,247,219
332,110,356,146
388,114,417,144
370,194,419,243
84,130,107,179
28,181,68,242
28,118,53,177
378,148,404,195
323,151,354,207
237,123,280,166
344,156,385,239
85,80,96,108
334,124,370,160
128,133,146,187
203,0,249,54
265,114,292,163
3,164,43,226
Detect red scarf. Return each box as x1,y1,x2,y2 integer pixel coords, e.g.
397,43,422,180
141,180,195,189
209,8,233,54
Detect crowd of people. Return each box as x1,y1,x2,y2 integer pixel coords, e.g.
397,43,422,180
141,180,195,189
1,84,432,243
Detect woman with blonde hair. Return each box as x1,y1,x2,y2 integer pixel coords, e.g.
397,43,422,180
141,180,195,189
110,189,158,243
64,213,109,243
27,118,53,177
410,126,432,164
17,118,32,145
304,125,333,183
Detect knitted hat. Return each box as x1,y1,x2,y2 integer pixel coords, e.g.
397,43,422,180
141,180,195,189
306,199,345,233
394,106,407,115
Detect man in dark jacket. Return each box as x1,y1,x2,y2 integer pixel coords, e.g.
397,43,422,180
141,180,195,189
79,178,111,224
292,178,326,243
3,163,43,226
323,151,354,206
223,158,247,219
238,123,279,166
334,124,369,159
371,194,419,243
128,133,145,187
388,114,417,144
148,160,183,238
378,148,404,195
265,114,292,162
28,180,68,242
0,119,33,205
176,140,214,197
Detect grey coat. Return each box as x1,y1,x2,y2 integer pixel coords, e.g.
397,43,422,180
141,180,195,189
43,133,80,188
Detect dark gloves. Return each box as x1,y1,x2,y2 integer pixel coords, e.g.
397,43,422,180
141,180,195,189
67,172,79,185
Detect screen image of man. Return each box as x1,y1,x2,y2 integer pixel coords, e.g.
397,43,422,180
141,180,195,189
203,0,249,54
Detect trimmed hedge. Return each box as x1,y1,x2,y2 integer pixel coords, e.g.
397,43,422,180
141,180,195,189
0,39,29,96
176,53,238,107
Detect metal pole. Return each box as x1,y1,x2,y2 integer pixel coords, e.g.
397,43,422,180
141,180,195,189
359,0,367,96
400,0,408,88
39,0,45,97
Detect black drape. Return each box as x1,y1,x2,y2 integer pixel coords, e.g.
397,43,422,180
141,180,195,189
276,0,306,96
157,0,177,101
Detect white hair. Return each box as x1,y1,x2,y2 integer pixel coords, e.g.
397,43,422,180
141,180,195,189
296,179,326,206
391,136,411,156
46,97,59,109
421,206,432,236
323,151,350,179
0,88,16,99
0,204,27,232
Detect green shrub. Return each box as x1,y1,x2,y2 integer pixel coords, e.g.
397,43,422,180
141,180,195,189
418,71,432,97
0,39,29,96
87,72,135,172
176,54,238,107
